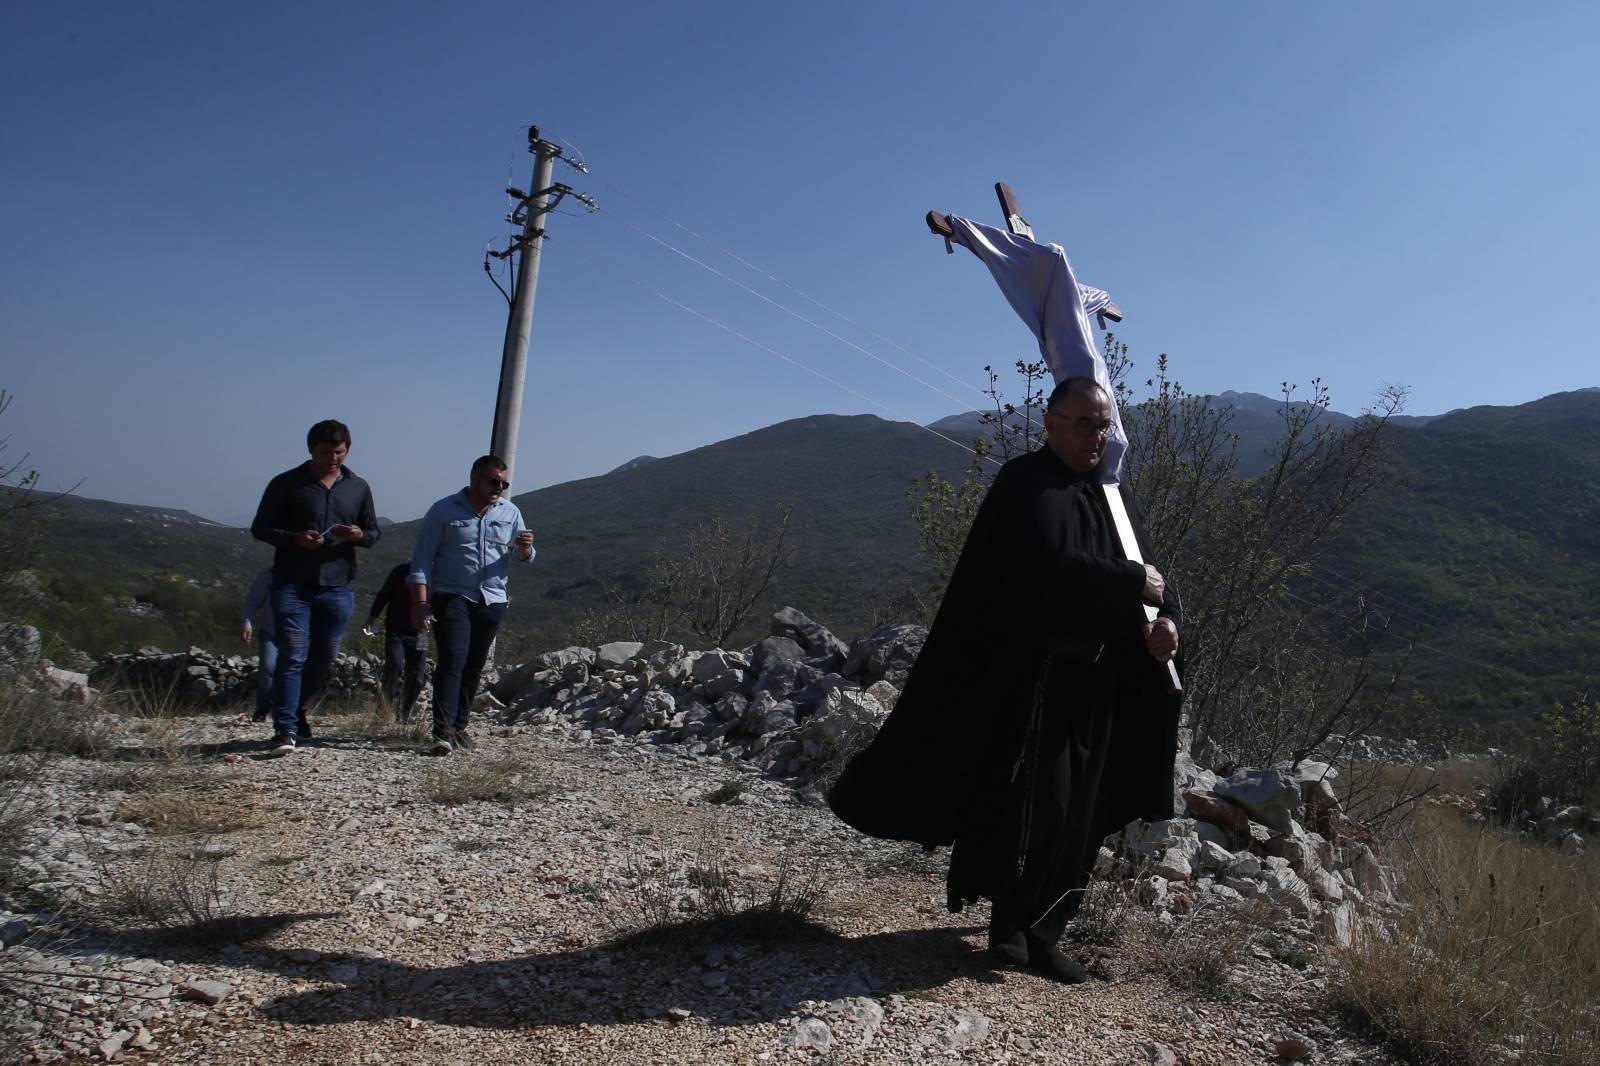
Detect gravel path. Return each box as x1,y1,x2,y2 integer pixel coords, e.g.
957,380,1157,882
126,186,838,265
3,711,1406,1065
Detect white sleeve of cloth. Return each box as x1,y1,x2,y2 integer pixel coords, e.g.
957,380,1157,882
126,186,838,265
946,215,1128,484
1077,284,1112,315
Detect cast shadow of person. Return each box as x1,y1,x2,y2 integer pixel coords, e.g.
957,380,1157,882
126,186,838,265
240,917,1002,1031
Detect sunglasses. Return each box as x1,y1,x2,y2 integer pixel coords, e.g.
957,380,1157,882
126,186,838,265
477,475,511,491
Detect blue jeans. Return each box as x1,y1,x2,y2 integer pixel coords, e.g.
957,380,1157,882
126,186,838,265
269,582,355,735
255,634,279,717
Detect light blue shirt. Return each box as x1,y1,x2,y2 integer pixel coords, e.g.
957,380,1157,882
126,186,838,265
407,490,534,605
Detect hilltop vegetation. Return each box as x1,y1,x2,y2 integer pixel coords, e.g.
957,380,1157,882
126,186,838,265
4,389,1597,737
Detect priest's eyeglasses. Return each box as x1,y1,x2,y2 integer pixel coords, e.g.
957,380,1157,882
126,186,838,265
1068,419,1114,438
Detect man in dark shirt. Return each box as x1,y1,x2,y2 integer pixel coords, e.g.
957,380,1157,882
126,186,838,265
365,561,426,721
250,419,381,756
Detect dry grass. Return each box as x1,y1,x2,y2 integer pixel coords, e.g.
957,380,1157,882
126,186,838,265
419,755,534,807
1331,806,1600,1065
113,790,261,836
91,842,229,930
689,844,827,940
704,777,750,805
0,684,110,760
1066,877,1144,948
608,837,829,944
1141,897,1287,1000
324,693,427,744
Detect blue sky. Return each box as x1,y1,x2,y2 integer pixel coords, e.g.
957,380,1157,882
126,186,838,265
3,1,1595,523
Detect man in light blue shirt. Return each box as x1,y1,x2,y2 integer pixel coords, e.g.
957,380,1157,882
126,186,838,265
407,454,535,754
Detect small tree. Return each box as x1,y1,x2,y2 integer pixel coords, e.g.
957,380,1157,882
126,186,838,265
581,499,798,649
677,499,797,647
906,340,1406,766
905,439,989,622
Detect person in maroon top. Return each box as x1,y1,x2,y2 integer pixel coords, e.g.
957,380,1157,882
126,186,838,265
365,561,427,720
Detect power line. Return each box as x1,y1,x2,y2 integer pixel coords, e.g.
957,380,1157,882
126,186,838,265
625,221,988,416
590,174,993,403
553,239,993,465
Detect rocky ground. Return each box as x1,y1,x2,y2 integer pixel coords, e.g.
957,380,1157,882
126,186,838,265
0,705,1410,1066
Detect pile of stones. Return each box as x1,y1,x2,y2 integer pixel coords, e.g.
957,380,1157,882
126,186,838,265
488,606,1402,942
488,607,922,782
1112,755,1396,944
1473,791,1591,854
89,645,386,708
0,622,95,704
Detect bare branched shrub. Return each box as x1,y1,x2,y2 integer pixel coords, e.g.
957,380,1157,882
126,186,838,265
808,712,883,795
610,852,691,933
1332,808,1600,1066
904,442,990,623
1118,350,1406,766
908,340,1405,766
581,500,798,647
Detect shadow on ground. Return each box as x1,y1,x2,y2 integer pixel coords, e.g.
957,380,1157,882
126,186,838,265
85,914,1000,1031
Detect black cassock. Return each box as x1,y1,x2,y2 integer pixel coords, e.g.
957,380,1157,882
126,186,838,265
829,445,1182,939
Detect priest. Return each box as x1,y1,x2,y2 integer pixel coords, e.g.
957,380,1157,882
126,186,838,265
828,376,1183,983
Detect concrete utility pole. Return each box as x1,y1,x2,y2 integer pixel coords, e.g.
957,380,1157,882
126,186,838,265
488,126,575,484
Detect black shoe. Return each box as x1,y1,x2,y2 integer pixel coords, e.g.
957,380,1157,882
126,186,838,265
429,736,453,756
268,732,297,758
452,730,475,751
1024,940,1089,984
989,929,1029,968
250,709,269,723
296,713,312,739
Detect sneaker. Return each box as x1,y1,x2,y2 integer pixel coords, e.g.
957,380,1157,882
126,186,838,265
452,730,475,751
429,737,453,756
268,732,297,757
296,713,312,739
250,709,269,723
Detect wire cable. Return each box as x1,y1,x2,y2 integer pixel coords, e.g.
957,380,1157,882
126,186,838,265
594,173,991,400
625,221,988,417
553,238,994,464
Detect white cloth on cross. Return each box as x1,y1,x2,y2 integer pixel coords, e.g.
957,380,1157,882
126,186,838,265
947,215,1127,484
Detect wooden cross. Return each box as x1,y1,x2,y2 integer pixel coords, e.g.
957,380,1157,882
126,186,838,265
927,184,1180,695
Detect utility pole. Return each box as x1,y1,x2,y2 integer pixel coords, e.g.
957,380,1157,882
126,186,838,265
487,125,593,483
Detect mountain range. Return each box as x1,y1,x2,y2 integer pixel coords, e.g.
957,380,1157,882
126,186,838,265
5,389,1595,733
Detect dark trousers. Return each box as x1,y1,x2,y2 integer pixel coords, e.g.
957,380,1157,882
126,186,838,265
950,655,1116,949
430,593,505,740
382,630,427,719
269,582,355,736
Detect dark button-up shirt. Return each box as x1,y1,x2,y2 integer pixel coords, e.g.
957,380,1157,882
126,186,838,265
250,462,380,587
367,562,420,635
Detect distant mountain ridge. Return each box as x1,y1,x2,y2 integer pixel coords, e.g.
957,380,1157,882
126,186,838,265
7,389,1597,731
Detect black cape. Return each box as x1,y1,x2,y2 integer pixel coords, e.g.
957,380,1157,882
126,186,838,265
829,446,1183,852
